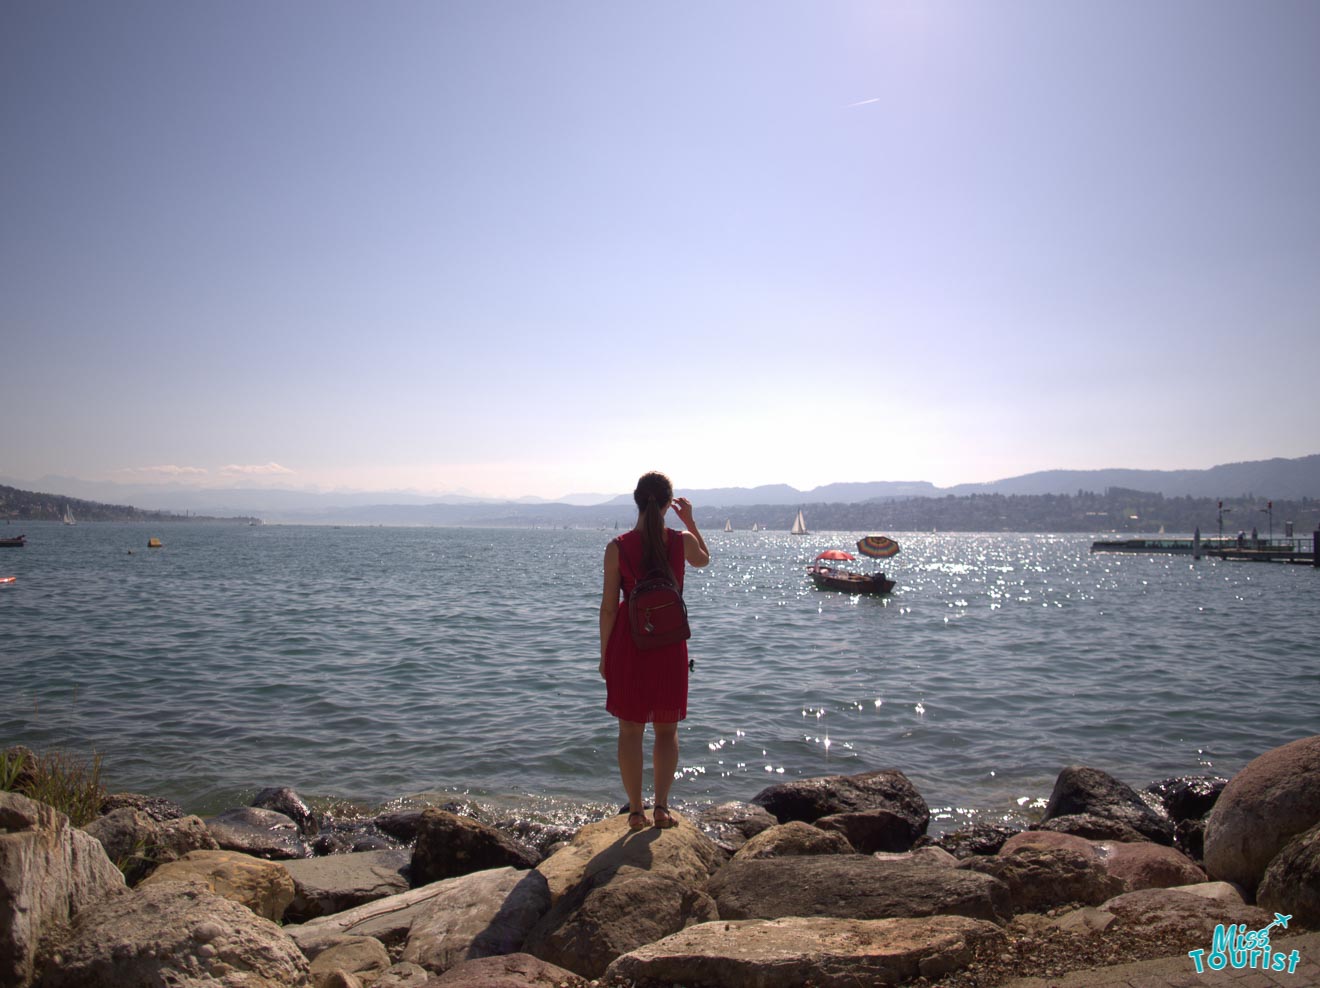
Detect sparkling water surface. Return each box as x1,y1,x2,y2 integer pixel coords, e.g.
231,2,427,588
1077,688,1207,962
3,522,1317,832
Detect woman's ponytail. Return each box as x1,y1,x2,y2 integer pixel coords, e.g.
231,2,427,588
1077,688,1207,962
633,473,675,580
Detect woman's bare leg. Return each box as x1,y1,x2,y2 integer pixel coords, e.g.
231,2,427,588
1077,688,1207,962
652,721,679,813
617,719,646,815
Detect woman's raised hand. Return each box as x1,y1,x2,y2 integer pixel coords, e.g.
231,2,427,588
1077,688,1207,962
670,496,696,529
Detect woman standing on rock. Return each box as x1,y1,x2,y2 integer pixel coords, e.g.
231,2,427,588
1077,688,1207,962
599,472,710,830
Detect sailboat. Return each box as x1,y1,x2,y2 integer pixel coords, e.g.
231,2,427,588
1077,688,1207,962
751,522,759,532
63,504,76,526
724,519,732,533
790,509,808,535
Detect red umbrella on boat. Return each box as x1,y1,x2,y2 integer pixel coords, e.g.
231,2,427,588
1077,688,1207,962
815,549,856,562
857,535,900,558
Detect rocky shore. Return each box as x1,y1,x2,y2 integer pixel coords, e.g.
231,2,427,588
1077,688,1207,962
3,735,1318,988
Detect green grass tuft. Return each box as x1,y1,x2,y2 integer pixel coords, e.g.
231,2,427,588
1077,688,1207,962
1,745,106,826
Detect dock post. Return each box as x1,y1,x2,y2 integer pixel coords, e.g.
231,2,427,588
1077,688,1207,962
1193,527,1201,560
1314,530,1319,568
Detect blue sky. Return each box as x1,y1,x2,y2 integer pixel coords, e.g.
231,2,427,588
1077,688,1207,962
3,2,1318,500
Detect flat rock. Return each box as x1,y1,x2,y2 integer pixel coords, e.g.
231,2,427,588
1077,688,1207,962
281,848,411,922
1098,887,1271,940
431,952,588,986
706,854,1010,924
607,915,1006,988
533,810,725,906
1039,766,1174,845
401,866,551,973
206,806,308,860
958,846,1124,915
524,871,716,979
732,820,854,860
411,810,539,885
1257,821,1320,927
751,769,929,838
1204,734,1320,894
1094,839,1207,890
0,791,127,988
139,848,296,922
37,879,311,988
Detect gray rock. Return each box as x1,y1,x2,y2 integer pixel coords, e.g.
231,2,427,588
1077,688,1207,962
1257,821,1320,927
0,791,127,988
694,800,778,852
307,935,390,986
82,807,218,885
733,820,854,860
1035,813,1152,843
1204,734,1320,895
431,952,588,986
400,867,551,973
207,806,308,860
958,846,1124,914
37,879,311,987
918,824,1019,859
411,809,539,885
1039,766,1174,845
607,915,1006,988
816,807,919,853
524,872,716,978
99,792,185,822
282,848,411,922
751,768,930,837
252,786,319,837
706,855,1010,924
374,809,426,843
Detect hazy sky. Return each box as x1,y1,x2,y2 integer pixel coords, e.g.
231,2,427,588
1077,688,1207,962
4,2,1318,499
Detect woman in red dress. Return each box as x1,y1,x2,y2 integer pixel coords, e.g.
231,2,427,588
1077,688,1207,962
599,472,710,829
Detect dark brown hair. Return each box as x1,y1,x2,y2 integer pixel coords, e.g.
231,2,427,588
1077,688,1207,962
633,471,674,580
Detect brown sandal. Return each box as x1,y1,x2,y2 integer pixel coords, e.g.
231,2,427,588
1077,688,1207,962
627,810,650,830
653,805,676,829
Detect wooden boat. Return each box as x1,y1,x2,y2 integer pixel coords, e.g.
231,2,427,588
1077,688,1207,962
807,564,894,595
0,534,26,548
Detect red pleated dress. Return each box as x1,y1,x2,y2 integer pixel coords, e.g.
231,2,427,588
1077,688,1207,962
605,528,689,724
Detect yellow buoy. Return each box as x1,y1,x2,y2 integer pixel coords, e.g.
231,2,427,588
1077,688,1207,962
147,537,162,548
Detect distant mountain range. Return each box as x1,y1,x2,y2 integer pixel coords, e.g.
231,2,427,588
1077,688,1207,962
3,454,1316,524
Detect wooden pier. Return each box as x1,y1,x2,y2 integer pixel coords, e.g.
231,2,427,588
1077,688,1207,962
1092,532,1320,566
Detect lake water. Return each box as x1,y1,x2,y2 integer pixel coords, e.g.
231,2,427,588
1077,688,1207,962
2,522,1317,833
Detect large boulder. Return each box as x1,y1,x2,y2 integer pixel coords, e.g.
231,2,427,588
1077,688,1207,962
1203,734,1320,895
1256,822,1320,927
82,807,218,884
706,855,1010,924
958,847,1123,914
815,808,920,853
430,952,587,986
36,880,311,987
1039,766,1173,845
1097,887,1271,940
411,810,539,885
532,811,724,905
306,935,391,987
0,791,126,988
281,848,411,922
400,867,551,974
1093,840,1207,890
607,915,1006,988
732,820,854,860
751,769,929,837
206,806,308,860
523,872,716,978
138,848,296,922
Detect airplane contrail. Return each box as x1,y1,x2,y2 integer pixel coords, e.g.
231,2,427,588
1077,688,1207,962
848,97,881,107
